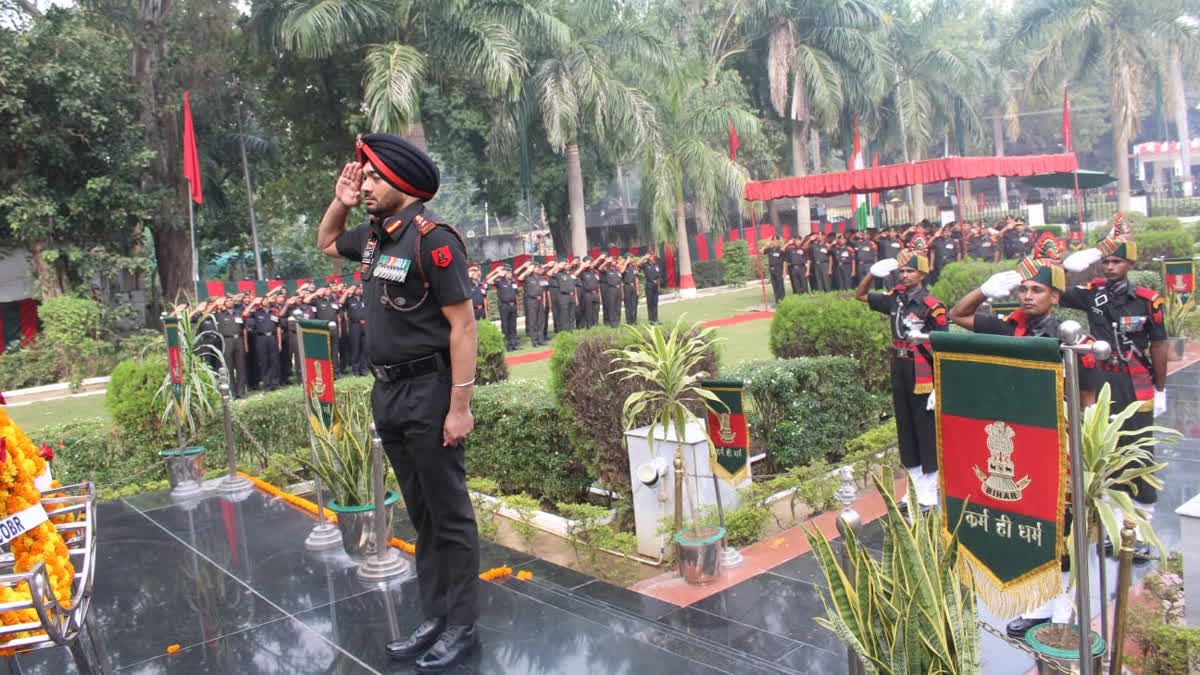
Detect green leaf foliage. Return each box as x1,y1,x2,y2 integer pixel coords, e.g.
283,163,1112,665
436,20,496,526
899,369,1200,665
926,260,1009,311
722,241,751,286
106,358,170,443
768,292,891,394
692,259,725,288
725,358,884,470
474,319,509,385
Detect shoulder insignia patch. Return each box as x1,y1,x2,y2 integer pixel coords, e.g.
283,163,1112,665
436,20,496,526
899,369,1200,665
1135,286,1162,306
922,295,943,309
432,245,453,268
415,214,439,237
1086,277,1106,290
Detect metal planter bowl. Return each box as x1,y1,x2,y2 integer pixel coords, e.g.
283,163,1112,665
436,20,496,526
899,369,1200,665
673,526,725,585
159,447,206,496
327,491,401,560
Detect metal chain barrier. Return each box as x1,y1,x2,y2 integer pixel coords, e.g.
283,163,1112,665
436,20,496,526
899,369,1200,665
978,622,1078,675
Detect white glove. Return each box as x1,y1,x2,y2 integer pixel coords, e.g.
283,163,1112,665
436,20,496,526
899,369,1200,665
870,258,899,278
1154,389,1167,416
1063,248,1102,272
927,388,936,411
980,270,1023,299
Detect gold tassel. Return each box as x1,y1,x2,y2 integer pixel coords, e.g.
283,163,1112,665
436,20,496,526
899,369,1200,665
958,556,1063,619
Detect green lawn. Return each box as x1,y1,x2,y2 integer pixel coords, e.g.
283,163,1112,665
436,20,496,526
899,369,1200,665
7,394,111,434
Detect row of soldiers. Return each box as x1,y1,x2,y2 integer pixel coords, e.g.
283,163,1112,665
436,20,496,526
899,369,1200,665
469,254,663,350
183,282,368,398
760,216,1040,302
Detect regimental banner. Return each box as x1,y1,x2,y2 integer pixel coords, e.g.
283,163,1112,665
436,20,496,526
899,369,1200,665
1068,222,1084,250
701,379,750,485
931,332,1066,619
163,316,184,423
298,318,336,428
1163,257,1195,294
989,300,1020,319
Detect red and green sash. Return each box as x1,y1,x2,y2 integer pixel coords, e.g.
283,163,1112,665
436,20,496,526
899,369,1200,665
701,380,749,485
297,318,336,429
1163,257,1195,294
164,316,184,423
931,331,1066,618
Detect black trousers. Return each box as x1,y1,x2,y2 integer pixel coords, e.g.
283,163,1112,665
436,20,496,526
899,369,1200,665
790,270,809,294
252,333,279,390
473,305,487,320
1106,368,1159,504
524,296,545,346
602,288,621,327
623,286,638,323
580,290,600,328
769,270,785,302
220,335,246,398
339,325,351,374
549,292,561,334
328,327,341,376
499,301,518,348
833,266,854,291
890,357,937,473
812,267,832,292
372,370,480,625
349,322,367,375
280,334,293,385
554,295,576,333
645,283,659,323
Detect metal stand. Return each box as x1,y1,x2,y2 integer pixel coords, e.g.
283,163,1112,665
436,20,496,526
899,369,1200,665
291,317,343,551
1108,520,1137,674
709,472,743,569
357,423,409,582
217,368,252,495
834,466,865,675
1060,320,1113,675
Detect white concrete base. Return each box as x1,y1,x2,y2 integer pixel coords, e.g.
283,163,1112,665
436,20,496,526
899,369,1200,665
677,287,697,300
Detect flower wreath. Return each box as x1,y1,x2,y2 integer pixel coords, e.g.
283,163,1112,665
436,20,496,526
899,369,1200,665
0,407,75,653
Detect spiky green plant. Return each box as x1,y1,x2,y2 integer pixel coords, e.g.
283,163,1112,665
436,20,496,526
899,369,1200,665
804,467,981,675
1070,383,1179,585
297,389,374,507
155,306,222,445
1162,289,1199,338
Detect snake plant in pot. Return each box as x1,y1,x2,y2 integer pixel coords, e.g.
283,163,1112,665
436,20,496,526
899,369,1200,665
611,320,723,582
155,304,222,491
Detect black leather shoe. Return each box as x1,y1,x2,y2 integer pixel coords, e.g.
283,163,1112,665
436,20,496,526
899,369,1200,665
1006,616,1050,638
387,617,445,660
416,623,480,672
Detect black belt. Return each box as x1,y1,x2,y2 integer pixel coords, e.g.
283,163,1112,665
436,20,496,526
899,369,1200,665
256,332,275,337
501,300,517,304
371,352,447,382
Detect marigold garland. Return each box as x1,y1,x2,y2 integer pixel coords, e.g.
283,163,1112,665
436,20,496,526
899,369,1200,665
0,408,75,654
516,570,533,581
479,567,512,581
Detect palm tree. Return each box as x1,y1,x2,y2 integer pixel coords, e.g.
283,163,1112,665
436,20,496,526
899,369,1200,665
274,0,563,146
755,0,888,234
639,79,760,297
1015,0,1198,209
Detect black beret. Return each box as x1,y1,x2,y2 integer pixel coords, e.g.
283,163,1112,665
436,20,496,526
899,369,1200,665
356,133,439,200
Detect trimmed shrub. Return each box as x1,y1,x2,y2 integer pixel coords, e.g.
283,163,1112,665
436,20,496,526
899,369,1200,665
722,241,750,286
468,380,590,504
1129,270,1165,294
475,319,508,384
1136,229,1193,260
39,295,106,387
1032,225,1063,236
1144,216,1185,232
0,342,60,391
550,324,719,494
106,358,170,441
768,292,890,394
725,358,884,470
926,259,1008,309
693,259,725,288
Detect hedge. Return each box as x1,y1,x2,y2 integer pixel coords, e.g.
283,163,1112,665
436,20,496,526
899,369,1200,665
722,241,750,286
693,259,724,288
475,319,509,384
105,358,170,442
768,292,890,394
725,358,884,470
926,259,1008,309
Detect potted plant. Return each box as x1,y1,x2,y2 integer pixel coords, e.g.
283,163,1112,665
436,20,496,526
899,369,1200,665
156,303,222,492
1162,289,1199,361
1026,383,1180,670
297,388,399,559
804,467,981,673
611,320,723,584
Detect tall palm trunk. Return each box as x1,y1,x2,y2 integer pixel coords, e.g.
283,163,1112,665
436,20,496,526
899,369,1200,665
791,71,812,235
566,144,587,256
674,200,696,298
992,108,1008,206
1169,46,1192,197
911,148,925,221
404,121,428,152
1111,96,1132,211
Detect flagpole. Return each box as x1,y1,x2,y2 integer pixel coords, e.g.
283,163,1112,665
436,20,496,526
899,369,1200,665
188,192,198,299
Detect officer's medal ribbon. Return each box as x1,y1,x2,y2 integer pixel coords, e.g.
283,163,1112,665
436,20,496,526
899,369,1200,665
374,255,411,283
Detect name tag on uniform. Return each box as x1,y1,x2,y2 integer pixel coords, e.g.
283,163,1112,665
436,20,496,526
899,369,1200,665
982,241,992,247
361,237,379,276
235,317,243,324
375,255,411,283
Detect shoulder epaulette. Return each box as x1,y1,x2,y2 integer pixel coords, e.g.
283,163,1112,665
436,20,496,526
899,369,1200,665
890,285,905,295
1135,286,1165,311
1086,277,1106,290
922,295,944,310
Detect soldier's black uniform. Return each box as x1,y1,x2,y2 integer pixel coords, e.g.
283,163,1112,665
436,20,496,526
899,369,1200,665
194,311,221,373
832,244,854,291
876,235,903,289
867,284,948,475
522,273,546,346
547,272,562,334
1003,228,1033,259
930,236,960,284
246,307,280,391
553,270,577,333
338,298,352,374
640,260,660,323
345,294,368,375
494,277,519,350
809,240,832,292
215,308,246,398
470,280,488,321
764,245,786,303
578,268,601,328
279,302,295,385
602,267,623,327
786,245,808,294
314,297,341,376
621,264,639,323
853,240,878,287
335,201,479,629
1060,278,1167,504
967,233,997,261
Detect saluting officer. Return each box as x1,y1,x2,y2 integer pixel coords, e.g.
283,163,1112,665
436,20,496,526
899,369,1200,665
785,237,810,294
620,255,639,323
215,297,247,398
553,260,577,333
601,257,623,327
640,254,661,324
517,261,546,347
468,265,489,321
853,231,878,287
875,226,904,289
856,234,948,512
318,133,480,669
764,239,786,303
345,285,368,375
243,297,281,392
577,257,602,328
809,233,833,292
489,265,520,350
193,301,222,373
546,260,563,333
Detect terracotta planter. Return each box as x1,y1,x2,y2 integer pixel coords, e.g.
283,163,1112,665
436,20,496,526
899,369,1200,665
327,492,401,560
673,526,724,585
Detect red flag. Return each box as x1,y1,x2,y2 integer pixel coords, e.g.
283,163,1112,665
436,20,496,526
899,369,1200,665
182,91,203,204
1062,86,1072,154
728,115,739,162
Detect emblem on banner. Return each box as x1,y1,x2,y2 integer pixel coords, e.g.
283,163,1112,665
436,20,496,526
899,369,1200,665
716,412,735,444
973,421,1030,502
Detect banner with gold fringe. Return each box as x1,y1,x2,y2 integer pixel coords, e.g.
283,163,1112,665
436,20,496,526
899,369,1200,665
163,316,185,424
931,331,1066,619
1163,257,1195,294
701,379,749,485
297,318,335,429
